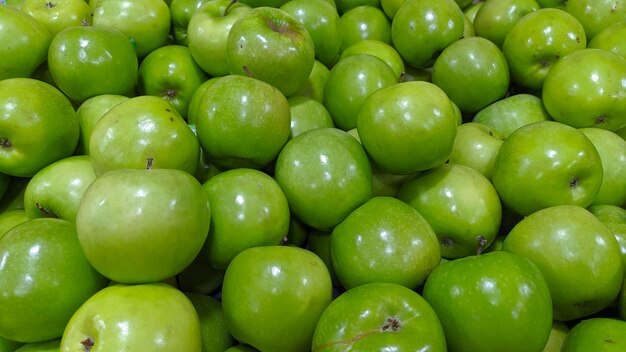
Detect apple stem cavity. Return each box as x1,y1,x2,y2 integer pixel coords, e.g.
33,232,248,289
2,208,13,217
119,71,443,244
476,235,488,255
0,138,11,149
146,157,154,170
223,0,239,16
36,203,58,218
595,115,606,125
381,317,401,332
569,177,579,188
46,1,55,8
81,336,95,352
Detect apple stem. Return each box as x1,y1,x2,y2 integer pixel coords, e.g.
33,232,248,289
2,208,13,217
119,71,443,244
36,203,58,218
476,235,488,255
224,0,239,16
146,157,154,170
242,65,254,78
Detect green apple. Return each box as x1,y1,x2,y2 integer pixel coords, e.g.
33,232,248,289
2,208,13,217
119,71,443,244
542,321,569,352
23,155,96,222
565,0,626,40
491,121,603,216
472,93,552,138
339,39,405,78
423,250,553,352
185,293,236,352
169,0,211,45
0,218,108,343
335,0,380,14
307,230,340,287
92,0,171,57
137,45,208,119
0,5,51,80
579,128,626,206
186,77,221,126
503,8,587,90
448,122,505,180
283,216,309,247
330,196,440,290
88,95,200,175
432,36,510,113
542,48,626,131
398,163,502,259
0,336,23,352
561,318,626,351
274,127,372,231
48,25,138,103
238,0,289,7
187,0,252,77
281,0,342,67
323,54,398,130
357,81,458,174
14,339,60,352
75,94,129,155
391,0,464,69
588,204,626,267
21,0,91,36
195,74,291,169
312,282,446,351
339,5,391,52
473,0,540,48
588,20,626,60
537,0,566,7
503,205,625,321
291,60,330,103
226,7,315,97
0,209,28,239
380,0,404,19
60,283,202,351
202,168,290,270
75,166,211,284
287,96,335,139
0,78,79,177
463,0,483,23
222,245,333,352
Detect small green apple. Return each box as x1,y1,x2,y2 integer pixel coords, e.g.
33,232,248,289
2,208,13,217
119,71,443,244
21,0,91,36
565,0,626,40
0,209,28,239
473,0,540,48
339,5,391,52
588,20,626,60
169,0,211,45
291,60,330,103
75,94,129,155
287,96,335,139
561,318,626,351
339,39,405,78
472,93,551,138
448,122,505,180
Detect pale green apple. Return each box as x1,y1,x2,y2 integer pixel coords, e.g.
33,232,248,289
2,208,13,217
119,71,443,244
588,20,626,60
21,0,91,36
75,94,129,155
565,0,626,40
588,204,626,267
287,96,335,139
339,5,392,52
340,39,405,78
473,0,540,48
472,93,551,138
448,122,504,180
561,318,626,351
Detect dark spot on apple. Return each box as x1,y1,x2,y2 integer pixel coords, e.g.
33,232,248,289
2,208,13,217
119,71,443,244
569,177,579,188
46,1,55,9
488,131,494,137
576,36,581,43
381,317,401,332
540,59,549,68
605,339,616,344
36,203,58,218
81,18,90,26
0,138,11,149
476,235,488,255
165,89,176,99
165,108,171,112
146,157,154,170
441,237,454,247
170,117,174,122
595,114,606,125
574,301,588,309
81,336,95,352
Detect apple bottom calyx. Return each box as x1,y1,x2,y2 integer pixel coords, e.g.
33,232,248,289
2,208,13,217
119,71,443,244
0,137,11,149
313,316,402,351
81,336,95,352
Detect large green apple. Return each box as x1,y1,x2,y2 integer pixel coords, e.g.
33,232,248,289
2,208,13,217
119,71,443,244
357,81,458,174
542,48,626,131
48,25,138,103
588,204,626,267
274,127,372,231
75,94,129,155
312,282,446,351
0,5,51,80
588,20,626,60
226,7,315,97
472,93,551,138
491,121,603,216
561,318,626,351
340,39,405,78
185,293,236,352
195,74,291,170
88,95,200,176
0,218,108,343
75,167,211,284
221,245,333,352
169,0,211,45
398,163,502,259
287,96,334,139
473,0,540,48
503,205,624,321
423,250,552,352
391,0,464,69
0,78,79,177
60,283,202,351
432,36,510,113
565,0,626,40
580,128,626,206
21,0,91,37
339,5,391,52
448,122,504,180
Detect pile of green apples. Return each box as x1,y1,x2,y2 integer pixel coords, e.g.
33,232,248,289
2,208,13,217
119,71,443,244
1,0,626,351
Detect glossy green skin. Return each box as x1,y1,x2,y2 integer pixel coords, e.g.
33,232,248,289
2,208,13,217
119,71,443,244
92,0,171,57
335,0,380,14
543,48,626,131
565,0,626,40
580,128,626,206
0,209,29,239
222,246,333,352
543,321,569,352
274,128,373,231
433,36,510,113
588,204,626,267
227,7,315,97
491,121,603,216
21,0,91,37
75,168,211,284
312,282,446,352
60,283,202,352
340,39,405,78
292,60,330,103
339,6,391,52
0,336,23,352
186,77,220,125
186,293,236,352
195,75,291,169
202,168,290,270
473,0,540,48
48,26,138,103
503,8,587,90
323,54,397,130
288,96,335,139
423,251,553,352
391,0,464,69
398,163,502,258
75,94,129,155
15,338,60,352
0,78,79,177
169,0,211,45
0,6,51,80
472,93,551,138
187,0,251,77
89,95,200,176
281,0,342,67
561,318,626,351
0,218,108,343
331,196,440,290
357,81,458,174
137,45,208,118
23,155,96,222
588,20,626,60
503,205,624,321
380,0,404,19
449,122,504,180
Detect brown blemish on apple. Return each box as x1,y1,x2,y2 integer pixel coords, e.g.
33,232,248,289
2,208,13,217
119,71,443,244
36,203,58,218
605,339,616,344
0,138,11,149
381,317,401,331
81,336,95,352
595,114,606,125
440,237,454,247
